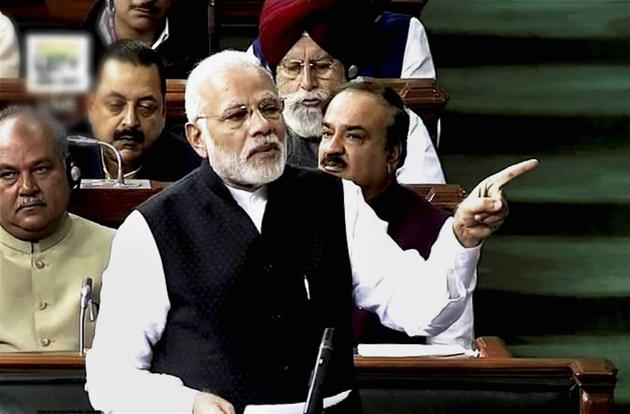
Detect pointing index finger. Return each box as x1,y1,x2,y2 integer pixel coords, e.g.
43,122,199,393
486,159,539,191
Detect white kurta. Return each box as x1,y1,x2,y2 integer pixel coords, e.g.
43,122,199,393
86,179,478,413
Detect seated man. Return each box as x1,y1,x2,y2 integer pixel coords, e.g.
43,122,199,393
86,51,536,413
253,0,445,184
79,39,200,181
81,0,206,78
319,81,473,347
0,105,114,352
252,0,436,78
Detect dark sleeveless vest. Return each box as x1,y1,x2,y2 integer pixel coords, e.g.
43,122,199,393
138,162,356,412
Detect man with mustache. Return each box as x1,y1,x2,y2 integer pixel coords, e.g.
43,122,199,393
0,105,114,352
253,0,445,184
84,39,199,181
86,51,534,413
319,81,480,347
82,0,206,78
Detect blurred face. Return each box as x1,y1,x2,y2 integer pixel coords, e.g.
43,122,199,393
0,117,70,241
113,0,172,33
319,90,399,201
275,36,345,138
185,66,286,190
88,60,165,172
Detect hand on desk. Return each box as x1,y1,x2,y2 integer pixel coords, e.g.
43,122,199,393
453,159,539,248
193,392,235,414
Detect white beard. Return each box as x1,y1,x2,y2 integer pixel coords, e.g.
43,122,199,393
281,88,329,138
206,132,287,188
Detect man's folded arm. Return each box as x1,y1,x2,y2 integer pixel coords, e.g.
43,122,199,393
342,180,480,337
86,211,199,413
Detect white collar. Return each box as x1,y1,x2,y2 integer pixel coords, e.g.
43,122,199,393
225,184,268,233
98,7,170,50
225,184,268,206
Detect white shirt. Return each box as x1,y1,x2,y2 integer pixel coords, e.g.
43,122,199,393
396,108,445,184
86,179,479,413
401,17,436,79
0,11,20,78
97,7,170,50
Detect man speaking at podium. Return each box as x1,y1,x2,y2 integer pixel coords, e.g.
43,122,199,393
86,51,537,413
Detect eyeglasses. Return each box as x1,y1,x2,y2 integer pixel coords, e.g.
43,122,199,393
277,59,336,80
194,97,284,130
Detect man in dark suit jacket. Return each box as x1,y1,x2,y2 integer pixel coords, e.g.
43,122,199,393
77,39,199,182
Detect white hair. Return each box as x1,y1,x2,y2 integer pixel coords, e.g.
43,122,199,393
185,50,274,123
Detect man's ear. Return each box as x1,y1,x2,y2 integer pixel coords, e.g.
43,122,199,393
386,142,403,173
185,122,208,159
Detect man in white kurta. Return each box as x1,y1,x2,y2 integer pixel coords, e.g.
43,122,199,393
86,51,537,413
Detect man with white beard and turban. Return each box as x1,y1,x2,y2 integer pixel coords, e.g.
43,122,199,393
251,0,445,184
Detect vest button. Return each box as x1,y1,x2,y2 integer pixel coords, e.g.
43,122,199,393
38,301,48,310
40,337,51,347
34,260,45,269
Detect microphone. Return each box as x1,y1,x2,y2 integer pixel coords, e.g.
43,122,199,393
79,277,93,355
67,135,125,185
304,328,335,414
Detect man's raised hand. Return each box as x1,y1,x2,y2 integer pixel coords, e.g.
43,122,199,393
453,159,539,248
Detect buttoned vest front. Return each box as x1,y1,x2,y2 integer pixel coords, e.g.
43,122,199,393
139,163,356,412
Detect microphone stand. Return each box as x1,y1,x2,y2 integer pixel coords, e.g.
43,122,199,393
67,135,125,186
79,278,92,356
304,328,335,414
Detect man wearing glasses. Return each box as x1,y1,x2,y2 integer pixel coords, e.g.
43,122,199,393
251,0,445,184
86,50,536,413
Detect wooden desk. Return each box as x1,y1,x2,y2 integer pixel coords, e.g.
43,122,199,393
354,337,617,414
1,0,96,27
0,337,617,414
67,181,463,228
68,181,168,228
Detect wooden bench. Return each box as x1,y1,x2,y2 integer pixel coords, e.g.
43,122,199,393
1,0,96,28
166,77,447,141
68,182,463,228
0,337,617,413
0,77,447,140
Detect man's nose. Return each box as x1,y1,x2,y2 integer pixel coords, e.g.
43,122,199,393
19,173,40,195
324,133,344,154
299,65,318,91
248,108,274,137
122,105,140,128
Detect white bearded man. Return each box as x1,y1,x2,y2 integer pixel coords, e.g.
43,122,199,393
86,51,536,414
250,0,445,184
